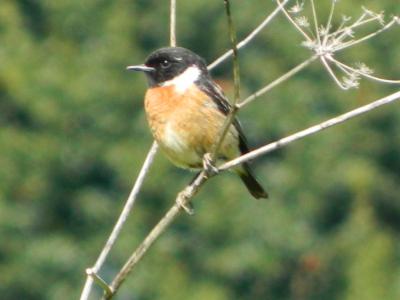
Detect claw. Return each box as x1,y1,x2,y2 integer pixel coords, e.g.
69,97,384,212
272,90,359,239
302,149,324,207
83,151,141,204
203,153,219,177
177,190,195,215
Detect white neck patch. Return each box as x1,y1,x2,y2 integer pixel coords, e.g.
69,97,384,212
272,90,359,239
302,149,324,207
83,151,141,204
162,66,200,93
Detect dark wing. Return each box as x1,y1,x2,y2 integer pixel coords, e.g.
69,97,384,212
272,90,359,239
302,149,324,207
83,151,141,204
197,77,250,154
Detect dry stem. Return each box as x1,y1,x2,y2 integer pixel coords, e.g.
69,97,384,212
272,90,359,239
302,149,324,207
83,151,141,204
79,142,158,300
102,170,210,299
221,90,400,171
211,0,240,161
208,0,290,70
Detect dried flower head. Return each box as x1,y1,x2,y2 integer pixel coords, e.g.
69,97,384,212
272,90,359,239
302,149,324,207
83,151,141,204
342,73,360,89
295,16,310,27
289,1,304,14
355,62,373,75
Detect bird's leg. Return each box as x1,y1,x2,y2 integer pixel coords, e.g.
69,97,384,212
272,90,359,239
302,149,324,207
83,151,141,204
175,172,201,215
176,187,195,215
202,153,219,177
176,154,219,215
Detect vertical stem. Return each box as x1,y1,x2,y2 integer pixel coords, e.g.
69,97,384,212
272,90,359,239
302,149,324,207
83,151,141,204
211,0,240,160
238,55,318,108
224,0,240,103
208,0,290,71
170,0,177,47
310,0,321,45
98,1,179,298
322,0,336,46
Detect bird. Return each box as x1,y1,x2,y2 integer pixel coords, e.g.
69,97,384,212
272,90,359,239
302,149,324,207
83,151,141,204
127,47,268,199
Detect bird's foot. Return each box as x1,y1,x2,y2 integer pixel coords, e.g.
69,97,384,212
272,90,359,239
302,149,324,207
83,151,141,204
177,189,195,215
202,153,219,177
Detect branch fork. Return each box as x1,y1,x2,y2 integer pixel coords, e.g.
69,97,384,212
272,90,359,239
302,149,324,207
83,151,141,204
278,0,400,90
86,268,113,298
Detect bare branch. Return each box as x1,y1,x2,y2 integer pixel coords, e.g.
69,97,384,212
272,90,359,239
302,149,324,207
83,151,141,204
79,142,158,300
86,269,113,298
292,2,399,90
328,57,400,85
310,0,321,45
208,0,290,70
104,204,182,299
80,0,178,298
220,90,400,171
320,56,349,90
276,0,313,43
211,0,240,160
322,0,336,46
103,170,211,300
238,55,318,108
327,15,377,41
170,0,177,47
334,16,400,52
225,0,240,104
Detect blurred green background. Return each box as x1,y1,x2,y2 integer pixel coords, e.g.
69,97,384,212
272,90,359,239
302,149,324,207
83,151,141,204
0,0,399,299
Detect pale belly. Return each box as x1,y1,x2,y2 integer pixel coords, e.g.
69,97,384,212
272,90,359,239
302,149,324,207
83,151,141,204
159,122,203,169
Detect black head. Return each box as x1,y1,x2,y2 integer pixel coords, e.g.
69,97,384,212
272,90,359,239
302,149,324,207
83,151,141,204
127,47,208,87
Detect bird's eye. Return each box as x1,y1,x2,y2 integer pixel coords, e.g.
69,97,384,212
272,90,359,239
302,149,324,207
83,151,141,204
160,60,171,69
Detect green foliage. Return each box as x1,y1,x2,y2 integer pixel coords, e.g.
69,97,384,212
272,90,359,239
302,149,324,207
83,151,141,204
0,0,399,299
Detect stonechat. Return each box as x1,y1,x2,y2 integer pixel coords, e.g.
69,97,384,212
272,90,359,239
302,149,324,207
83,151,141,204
128,47,267,199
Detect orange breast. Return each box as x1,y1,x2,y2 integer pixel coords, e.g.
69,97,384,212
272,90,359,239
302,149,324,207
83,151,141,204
144,85,185,141
144,84,239,168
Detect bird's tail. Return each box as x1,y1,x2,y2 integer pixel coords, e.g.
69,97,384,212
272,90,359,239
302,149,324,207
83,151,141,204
236,163,268,199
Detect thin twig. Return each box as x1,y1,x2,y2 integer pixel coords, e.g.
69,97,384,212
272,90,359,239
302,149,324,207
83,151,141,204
322,0,336,46
86,269,113,298
220,90,400,171
276,0,313,42
104,202,183,299
211,0,240,160
310,0,321,45
238,55,318,108
334,16,399,51
80,0,178,298
208,0,290,70
326,15,376,41
320,56,348,90
79,142,158,300
90,1,177,298
103,170,211,299
328,57,400,84
330,13,367,44
226,0,240,105
170,0,177,47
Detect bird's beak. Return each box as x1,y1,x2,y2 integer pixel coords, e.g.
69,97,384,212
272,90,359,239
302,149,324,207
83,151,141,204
126,65,155,72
